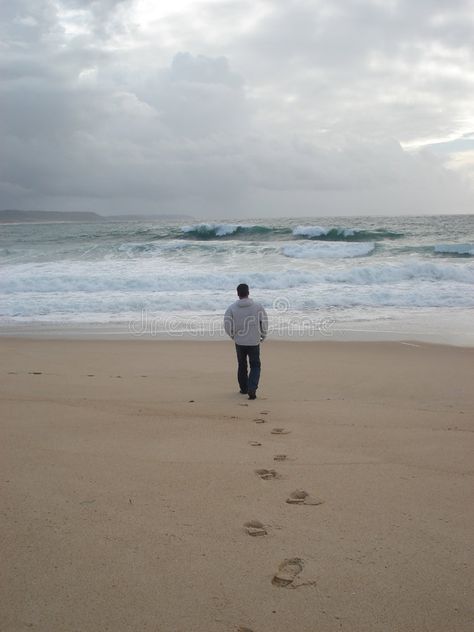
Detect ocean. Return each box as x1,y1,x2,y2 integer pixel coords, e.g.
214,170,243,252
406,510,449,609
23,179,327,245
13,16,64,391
1,215,473,344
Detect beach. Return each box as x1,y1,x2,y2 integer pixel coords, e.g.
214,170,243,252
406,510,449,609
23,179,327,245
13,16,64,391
1,337,473,632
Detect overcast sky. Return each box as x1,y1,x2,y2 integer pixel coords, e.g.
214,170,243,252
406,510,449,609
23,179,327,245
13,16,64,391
1,0,474,217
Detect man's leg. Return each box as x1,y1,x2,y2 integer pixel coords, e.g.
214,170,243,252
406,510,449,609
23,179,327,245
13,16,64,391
235,344,249,393
247,345,261,396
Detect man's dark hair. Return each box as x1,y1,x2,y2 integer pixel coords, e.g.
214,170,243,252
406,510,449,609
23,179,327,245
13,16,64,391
237,283,249,298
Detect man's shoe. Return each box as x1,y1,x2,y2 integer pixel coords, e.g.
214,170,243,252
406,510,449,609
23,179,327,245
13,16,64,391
240,389,248,394
248,391,256,400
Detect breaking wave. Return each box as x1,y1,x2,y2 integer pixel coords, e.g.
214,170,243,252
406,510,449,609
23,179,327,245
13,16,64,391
293,225,403,241
2,259,472,296
180,223,289,239
320,260,474,285
434,243,474,257
179,223,402,241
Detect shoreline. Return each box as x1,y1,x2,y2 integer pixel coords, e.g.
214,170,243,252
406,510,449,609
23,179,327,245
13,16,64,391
0,321,472,347
0,332,473,350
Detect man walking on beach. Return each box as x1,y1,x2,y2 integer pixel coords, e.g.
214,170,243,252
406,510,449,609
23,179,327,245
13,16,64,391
224,284,268,400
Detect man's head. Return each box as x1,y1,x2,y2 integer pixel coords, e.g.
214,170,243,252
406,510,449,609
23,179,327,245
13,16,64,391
237,283,249,298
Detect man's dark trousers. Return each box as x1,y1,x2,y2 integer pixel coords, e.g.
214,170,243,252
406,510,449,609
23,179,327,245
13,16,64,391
235,344,261,393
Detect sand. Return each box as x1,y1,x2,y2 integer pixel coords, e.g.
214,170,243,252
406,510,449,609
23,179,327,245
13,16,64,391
1,338,473,632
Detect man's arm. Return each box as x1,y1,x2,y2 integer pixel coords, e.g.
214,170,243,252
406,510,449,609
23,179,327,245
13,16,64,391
224,306,234,339
259,305,268,341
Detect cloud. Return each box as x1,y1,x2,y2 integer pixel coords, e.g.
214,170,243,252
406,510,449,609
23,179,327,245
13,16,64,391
1,0,473,215
134,52,247,137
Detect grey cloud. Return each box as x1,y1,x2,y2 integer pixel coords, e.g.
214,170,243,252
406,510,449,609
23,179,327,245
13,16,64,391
55,0,134,39
0,1,58,43
0,0,473,215
134,53,247,138
169,52,242,88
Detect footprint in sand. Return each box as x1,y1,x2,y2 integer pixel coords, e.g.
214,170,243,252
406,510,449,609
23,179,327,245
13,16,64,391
237,627,254,632
259,410,269,415
271,428,291,435
273,454,287,461
249,441,262,447
286,490,323,506
253,418,266,423
28,371,42,375
272,558,304,587
255,468,280,480
244,520,267,536
87,374,95,377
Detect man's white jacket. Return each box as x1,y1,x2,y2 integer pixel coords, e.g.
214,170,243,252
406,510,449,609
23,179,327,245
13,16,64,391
224,298,268,346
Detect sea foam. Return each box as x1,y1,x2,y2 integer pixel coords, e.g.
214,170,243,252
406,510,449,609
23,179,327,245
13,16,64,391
282,242,375,259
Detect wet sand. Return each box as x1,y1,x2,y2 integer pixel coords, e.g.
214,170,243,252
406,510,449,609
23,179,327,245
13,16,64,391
1,338,473,632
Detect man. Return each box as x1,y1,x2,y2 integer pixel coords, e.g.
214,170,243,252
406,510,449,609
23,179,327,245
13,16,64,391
224,283,268,400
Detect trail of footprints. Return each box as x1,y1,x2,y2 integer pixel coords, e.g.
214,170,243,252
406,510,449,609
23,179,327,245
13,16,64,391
244,406,323,595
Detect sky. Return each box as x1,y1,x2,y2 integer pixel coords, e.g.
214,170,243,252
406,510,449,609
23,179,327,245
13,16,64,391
1,0,474,217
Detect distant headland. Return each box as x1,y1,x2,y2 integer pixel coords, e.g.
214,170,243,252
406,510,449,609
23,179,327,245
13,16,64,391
0,210,193,223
